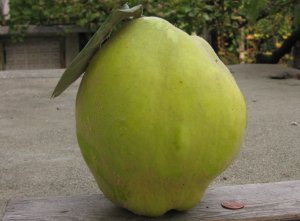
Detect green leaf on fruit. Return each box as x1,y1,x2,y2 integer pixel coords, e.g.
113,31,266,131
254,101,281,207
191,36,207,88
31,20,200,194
51,4,143,98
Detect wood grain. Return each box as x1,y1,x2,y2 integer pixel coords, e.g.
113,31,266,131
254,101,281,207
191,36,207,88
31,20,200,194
2,180,300,221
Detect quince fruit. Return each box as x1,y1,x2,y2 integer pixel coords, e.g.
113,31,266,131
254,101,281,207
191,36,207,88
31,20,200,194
76,17,246,217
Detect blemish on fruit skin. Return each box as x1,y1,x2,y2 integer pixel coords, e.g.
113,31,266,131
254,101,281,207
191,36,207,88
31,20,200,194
166,29,178,42
174,125,190,151
146,17,177,42
152,19,165,29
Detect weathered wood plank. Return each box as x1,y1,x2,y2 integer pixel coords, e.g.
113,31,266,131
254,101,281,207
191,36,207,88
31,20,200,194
2,180,300,221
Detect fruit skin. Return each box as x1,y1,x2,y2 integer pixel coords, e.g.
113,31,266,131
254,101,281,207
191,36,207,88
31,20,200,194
76,16,247,217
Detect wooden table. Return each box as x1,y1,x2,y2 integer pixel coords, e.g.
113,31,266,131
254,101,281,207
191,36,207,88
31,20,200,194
2,180,300,221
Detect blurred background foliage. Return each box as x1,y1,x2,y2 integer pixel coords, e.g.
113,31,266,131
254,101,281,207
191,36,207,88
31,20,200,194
2,0,300,65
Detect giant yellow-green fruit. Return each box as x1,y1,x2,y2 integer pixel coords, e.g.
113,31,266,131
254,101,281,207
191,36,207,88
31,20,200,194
76,16,246,217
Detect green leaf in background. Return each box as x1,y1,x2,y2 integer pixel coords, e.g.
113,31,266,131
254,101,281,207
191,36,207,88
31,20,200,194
293,2,300,28
243,0,268,24
51,4,143,98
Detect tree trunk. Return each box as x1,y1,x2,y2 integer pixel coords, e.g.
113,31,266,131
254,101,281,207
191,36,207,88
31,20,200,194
293,40,300,69
202,23,211,43
210,29,219,55
256,26,300,64
238,28,245,63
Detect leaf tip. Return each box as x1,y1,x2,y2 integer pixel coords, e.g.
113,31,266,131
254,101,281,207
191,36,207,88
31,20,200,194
51,90,59,98
122,3,130,10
